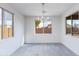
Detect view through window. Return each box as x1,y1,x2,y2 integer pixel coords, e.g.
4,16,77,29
3,10,13,38
35,17,52,34
0,8,14,39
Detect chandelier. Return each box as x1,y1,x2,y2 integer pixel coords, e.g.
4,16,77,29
41,3,49,21
36,3,50,21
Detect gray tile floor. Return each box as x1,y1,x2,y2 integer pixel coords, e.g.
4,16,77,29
11,43,77,56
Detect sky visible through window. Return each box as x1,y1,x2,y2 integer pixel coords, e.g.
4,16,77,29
4,11,12,25
73,20,79,29
67,20,71,25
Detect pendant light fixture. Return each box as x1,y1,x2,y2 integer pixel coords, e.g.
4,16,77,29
41,3,46,20
36,3,50,21
41,3,49,21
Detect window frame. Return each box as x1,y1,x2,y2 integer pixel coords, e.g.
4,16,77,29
0,7,14,39
66,11,79,36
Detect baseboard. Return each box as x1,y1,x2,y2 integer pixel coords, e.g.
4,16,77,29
24,42,61,45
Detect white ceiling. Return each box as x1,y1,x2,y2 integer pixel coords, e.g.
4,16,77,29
8,3,76,16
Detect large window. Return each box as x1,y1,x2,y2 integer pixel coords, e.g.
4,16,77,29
3,10,13,38
35,17,52,34
66,11,79,35
0,8,14,39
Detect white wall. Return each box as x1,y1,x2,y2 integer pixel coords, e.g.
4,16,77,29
0,4,24,55
24,16,61,43
61,4,79,55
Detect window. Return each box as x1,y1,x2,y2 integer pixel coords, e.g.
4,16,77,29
3,10,13,38
43,21,52,33
35,19,43,33
72,20,79,34
35,17,52,34
66,16,72,34
72,12,79,35
66,11,79,35
0,8,14,39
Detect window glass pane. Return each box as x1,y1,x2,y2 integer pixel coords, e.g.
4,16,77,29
72,20,79,34
44,21,52,33
35,16,52,34
0,8,2,39
3,11,12,38
66,20,72,34
35,19,43,33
